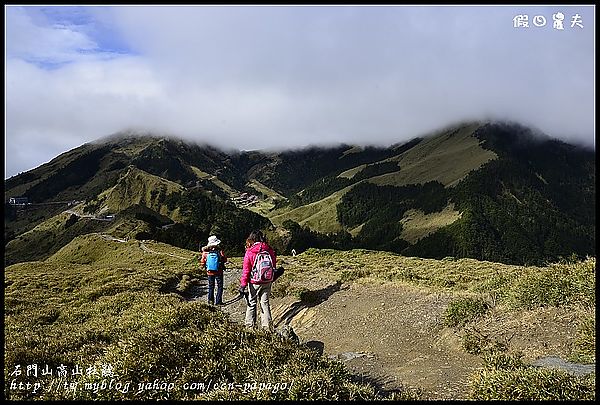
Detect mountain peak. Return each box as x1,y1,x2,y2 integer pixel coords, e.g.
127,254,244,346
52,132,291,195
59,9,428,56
5,119,594,268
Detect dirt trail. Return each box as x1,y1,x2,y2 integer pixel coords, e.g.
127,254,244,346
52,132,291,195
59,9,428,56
270,281,482,399
188,267,481,399
189,266,249,324
180,256,595,400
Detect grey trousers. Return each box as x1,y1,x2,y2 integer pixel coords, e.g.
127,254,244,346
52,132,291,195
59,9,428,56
245,282,272,329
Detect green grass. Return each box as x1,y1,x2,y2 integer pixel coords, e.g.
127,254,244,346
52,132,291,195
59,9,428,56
369,122,497,188
5,239,595,400
5,214,116,265
470,350,595,400
4,239,403,400
443,297,490,327
96,166,184,219
268,186,352,234
399,203,462,244
569,316,596,364
247,179,286,201
504,258,595,309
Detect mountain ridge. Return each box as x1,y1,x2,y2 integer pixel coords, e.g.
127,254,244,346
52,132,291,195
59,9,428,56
5,120,595,266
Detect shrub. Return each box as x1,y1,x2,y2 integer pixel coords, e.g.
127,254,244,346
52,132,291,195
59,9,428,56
444,297,490,327
470,366,595,400
505,258,595,309
469,340,595,400
176,274,192,293
270,277,292,298
339,268,371,283
481,350,525,371
462,330,508,356
570,317,595,364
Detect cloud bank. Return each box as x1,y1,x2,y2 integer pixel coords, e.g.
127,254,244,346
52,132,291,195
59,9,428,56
5,5,595,178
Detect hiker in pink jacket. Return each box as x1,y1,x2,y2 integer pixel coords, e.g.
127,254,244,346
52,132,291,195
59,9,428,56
239,230,277,329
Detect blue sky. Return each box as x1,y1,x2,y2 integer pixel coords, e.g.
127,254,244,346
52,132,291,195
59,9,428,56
4,5,595,178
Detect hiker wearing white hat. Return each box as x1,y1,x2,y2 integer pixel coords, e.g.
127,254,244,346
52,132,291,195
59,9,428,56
200,235,228,305
207,235,221,247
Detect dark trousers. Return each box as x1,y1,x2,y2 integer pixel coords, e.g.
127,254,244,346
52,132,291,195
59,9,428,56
207,273,224,305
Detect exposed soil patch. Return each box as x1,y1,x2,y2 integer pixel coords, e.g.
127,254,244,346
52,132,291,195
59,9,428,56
184,266,248,324
182,271,481,399
270,280,482,399
177,263,594,399
468,305,592,363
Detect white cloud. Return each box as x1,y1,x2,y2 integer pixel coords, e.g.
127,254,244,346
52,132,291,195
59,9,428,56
5,5,595,178
6,7,101,65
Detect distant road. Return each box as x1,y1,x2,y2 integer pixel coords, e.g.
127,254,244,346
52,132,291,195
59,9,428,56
96,233,191,261
64,209,114,221
138,240,190,260
99,234,127,243
20,200,84,207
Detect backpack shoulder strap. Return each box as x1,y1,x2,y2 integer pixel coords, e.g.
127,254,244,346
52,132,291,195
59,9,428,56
218,250,225,269
251,249,260,269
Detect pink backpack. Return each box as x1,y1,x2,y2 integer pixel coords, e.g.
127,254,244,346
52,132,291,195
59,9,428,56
250,248,274,284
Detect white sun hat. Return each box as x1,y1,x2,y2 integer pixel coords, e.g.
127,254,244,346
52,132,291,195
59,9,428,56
207,235,221,247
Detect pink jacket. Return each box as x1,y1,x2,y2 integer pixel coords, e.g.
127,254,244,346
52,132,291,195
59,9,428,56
240,242,277,287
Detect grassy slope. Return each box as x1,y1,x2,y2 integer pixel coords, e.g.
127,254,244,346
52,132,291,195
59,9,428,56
370,123,497,187
109,135,159,157
5,167,184,265
340,145,364,157
190,165,239,197
5,144,98,201
4,234,595,400
265,123,496,236
338,164,367,179
400,202,463,244
186,170,284,217
189,165,212,180
97,166,184,219
247,179,286,201
268,185,355,234
4,212,115,265
4,137,160,239
4,237,392,401
5,144,108,239
273,249,595,400
243,180,287,217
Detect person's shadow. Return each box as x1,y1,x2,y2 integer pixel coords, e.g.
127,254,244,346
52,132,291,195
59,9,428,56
275,280,346,327
160,275,209,301
304,340,325,355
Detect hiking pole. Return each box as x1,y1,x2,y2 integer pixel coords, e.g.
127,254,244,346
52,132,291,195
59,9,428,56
220,290,250,307
220,292,244,306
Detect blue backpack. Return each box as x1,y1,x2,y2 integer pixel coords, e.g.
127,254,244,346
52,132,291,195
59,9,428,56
206,251,221,272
